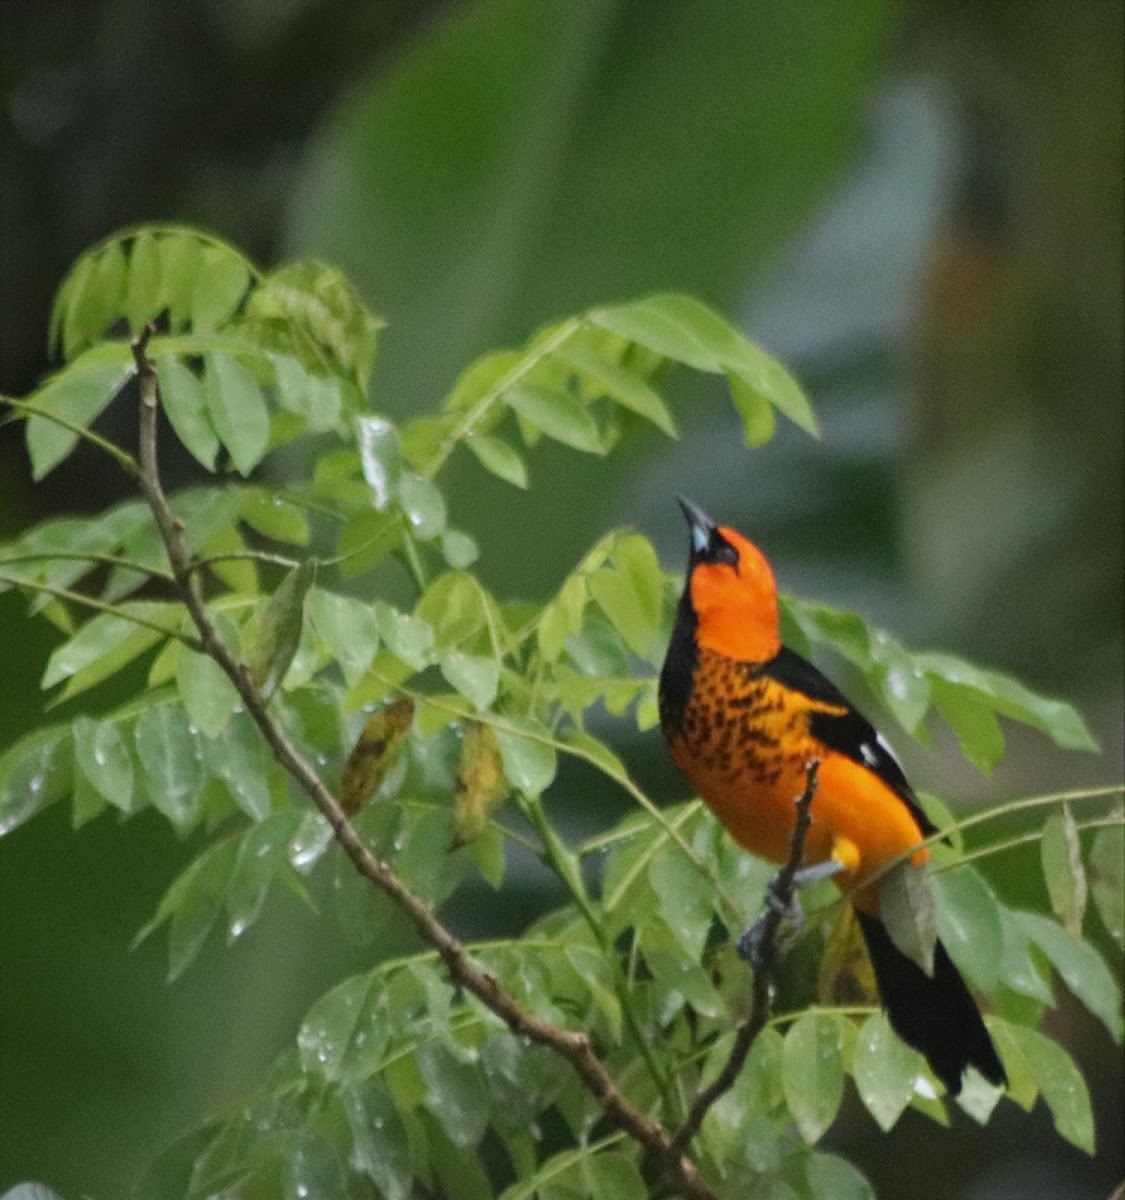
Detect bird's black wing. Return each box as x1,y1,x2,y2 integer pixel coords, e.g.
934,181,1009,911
760,645,938,837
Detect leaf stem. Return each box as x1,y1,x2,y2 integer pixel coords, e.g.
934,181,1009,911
2,393,140,476
422,316,583,479
0,571,199,650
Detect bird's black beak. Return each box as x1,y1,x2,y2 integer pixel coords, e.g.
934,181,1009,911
677,496,716,557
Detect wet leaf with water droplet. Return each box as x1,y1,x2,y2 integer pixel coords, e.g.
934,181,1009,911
341,1080,411,1200
356,416,402,510
417,1040,490,1148
73,715,134,811
782,1011,847,1143
297,970,392,1083
133,703,203,832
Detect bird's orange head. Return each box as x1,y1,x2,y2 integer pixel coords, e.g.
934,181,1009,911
677,497,780,663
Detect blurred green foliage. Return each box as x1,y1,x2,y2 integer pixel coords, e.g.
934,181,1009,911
0,0,1120,1198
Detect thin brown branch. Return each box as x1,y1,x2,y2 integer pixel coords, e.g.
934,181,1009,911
129,326,716,1200
667,759,821,1160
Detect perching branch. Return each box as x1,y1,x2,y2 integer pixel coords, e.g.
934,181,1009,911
128,326,718,1200
668,759,821,1160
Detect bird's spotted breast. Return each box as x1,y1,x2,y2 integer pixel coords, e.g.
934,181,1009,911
662,646,824,863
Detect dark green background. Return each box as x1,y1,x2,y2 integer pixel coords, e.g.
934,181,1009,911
1,1,1121,1197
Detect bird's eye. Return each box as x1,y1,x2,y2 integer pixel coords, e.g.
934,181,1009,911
709,535,739,567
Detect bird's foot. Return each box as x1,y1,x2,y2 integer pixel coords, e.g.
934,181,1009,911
736,860,845,970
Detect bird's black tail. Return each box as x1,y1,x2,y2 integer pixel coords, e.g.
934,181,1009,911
856,910,1007,1096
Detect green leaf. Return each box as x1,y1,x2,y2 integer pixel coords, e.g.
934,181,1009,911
564,944,623,1041
929,678,1006,773
465,432,529,488
373,603,434,671
439,649,500,711
588,568,651,658
591,295,719,370
124,230,163,331
1089,824,1124,948
204,352,270,476
555,340,676,435
417,1040,490,1148
1040,804,1087,937
356,415,403,509
24,362,131,480
156,354,220,469
78,242,127,349
852,1013,924,1132
190,243,251,331
538,574,587,663
203,710,272,822
880,862,937,977
137,834,240,979
239,491,311,547
42,602,171,696
284,1130,348,1200
1006,1024,1095,1153
72,716,134,811
157,230,204,328
427,1119,494,1200
494,716,557,797
250,560,315,701
593,293,818,436
53,242,97,357
804,1152,876,1200
933,867,1005,994
782,1012,847,1143
1017,910,1123,1043
246,259,382,389
227,810,305,939
306,588,381,685
0,727,73,837
643,947,723,1020
133,703,204,833
441,528,479,568
341,1082,412,1200
728,372,776,447
580,1153,646,1200
988,1017,1041,1112
271,355,342,431
918,652,1098,755
399,471,447,540
507,384,603,453
176,646,240,738
648,847,714,960
297,970,392,1083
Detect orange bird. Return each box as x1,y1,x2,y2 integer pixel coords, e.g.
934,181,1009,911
659,498,1006,1095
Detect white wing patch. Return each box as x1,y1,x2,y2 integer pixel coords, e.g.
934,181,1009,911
860,733,900,769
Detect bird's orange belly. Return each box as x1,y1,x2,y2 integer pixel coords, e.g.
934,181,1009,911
667,723,929,909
